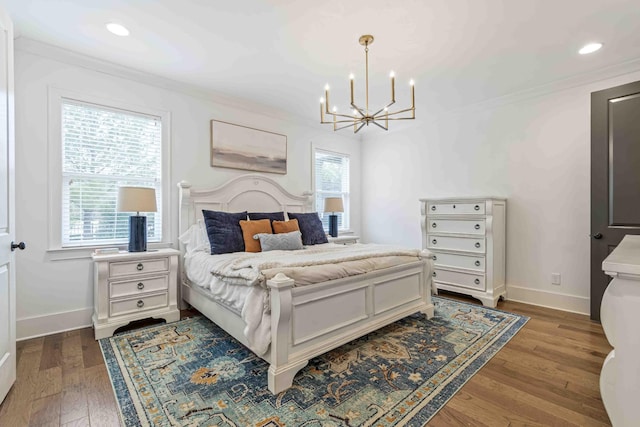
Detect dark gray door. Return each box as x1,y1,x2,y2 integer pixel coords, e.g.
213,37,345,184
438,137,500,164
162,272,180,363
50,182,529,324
591,80,640,321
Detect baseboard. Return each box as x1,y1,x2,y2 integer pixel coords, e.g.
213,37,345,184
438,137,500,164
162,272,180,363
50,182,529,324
17,307,93,341
505,285,590,315
14,287,589,340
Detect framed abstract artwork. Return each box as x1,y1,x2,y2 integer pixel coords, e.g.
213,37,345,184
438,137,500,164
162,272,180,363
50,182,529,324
210,120,287,174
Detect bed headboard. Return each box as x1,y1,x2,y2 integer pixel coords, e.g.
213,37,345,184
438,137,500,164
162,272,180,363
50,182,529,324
178,174,314,237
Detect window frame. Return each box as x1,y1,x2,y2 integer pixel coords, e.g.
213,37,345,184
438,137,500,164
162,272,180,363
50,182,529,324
47,88,172,255
312,147,351,233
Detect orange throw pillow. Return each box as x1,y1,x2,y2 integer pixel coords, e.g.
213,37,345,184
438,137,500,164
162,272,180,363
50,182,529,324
240,219,272,252
272,219,300,234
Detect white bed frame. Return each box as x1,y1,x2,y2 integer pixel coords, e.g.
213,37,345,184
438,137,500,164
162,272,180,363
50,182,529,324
178,174,434,394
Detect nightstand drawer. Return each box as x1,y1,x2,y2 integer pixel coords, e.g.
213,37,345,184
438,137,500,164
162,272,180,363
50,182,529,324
110,292,168,317
109,276,169,299
428,219,485,235
109,257,169,278
433,269,485,291
428,202,485,215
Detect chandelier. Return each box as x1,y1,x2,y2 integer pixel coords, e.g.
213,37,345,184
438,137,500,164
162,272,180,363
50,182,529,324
320,35,415,133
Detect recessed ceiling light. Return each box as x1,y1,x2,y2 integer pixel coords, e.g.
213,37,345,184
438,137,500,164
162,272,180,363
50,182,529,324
579,42,603,55
106,23,130,37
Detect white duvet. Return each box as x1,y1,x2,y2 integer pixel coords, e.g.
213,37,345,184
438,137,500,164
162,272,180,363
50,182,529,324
181,235,424,356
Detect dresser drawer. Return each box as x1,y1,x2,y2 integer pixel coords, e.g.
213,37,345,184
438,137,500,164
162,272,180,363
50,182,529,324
427,235,485,253
428,219,485,235
109,257,169,279
428,202,485,215
432,252,485,272
109,275,169,299
110,292,168,317
433,269,485,291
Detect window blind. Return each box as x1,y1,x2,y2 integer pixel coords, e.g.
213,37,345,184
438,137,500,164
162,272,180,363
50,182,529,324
61,100,162,246
314,150,350,231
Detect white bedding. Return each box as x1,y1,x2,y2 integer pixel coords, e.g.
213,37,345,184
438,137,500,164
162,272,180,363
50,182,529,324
181,225,424,355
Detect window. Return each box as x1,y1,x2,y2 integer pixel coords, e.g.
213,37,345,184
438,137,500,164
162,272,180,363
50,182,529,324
61,100,162,247
314,149,350,232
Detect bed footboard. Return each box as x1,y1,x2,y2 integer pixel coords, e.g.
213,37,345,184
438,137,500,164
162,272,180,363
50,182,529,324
266,252,434,394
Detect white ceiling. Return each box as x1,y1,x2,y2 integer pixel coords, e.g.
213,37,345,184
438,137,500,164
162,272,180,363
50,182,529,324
4,0,640,123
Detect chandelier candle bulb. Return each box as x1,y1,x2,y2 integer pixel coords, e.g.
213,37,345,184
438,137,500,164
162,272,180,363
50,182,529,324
390,71,396,102
350,74,355,104
410,79,415,109
324,85,330,114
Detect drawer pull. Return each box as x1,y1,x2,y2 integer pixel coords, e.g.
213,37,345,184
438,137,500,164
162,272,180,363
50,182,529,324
432,239,437,245
137,282,144,290
475,224,481,230
453,204,456,209
432,255,437,261
432,222,437,228
136,263,144,271
474,205,480,211
431,205,436,211
475,242,481,248
432,271,437,277
137,300,144,308
474,278,480,285
475,260,481,266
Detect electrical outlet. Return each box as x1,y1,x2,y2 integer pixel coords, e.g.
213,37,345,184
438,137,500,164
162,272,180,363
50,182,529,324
551,273,561,285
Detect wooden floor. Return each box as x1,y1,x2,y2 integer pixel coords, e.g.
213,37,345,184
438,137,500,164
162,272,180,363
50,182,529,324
0,295,612,426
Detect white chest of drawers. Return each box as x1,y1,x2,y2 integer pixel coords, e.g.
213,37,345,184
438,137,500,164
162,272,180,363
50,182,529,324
420,197,506,307
92,248,181,339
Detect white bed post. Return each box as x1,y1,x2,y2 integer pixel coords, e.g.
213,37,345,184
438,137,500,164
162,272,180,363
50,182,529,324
267,273,308,394
177,181,193,310
420,249,437,315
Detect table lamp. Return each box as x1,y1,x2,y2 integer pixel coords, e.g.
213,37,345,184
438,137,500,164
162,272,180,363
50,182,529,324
323,197,344,238
117,186,157,252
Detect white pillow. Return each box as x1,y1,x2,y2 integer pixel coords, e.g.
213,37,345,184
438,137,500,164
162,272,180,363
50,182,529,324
178,220,210,254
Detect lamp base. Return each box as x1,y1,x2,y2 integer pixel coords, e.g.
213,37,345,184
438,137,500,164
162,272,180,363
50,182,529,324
128,216,147,252
328,214,338,238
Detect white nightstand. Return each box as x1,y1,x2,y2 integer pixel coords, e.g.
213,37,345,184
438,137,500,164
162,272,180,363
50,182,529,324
92,248,180,339
328,235,360,245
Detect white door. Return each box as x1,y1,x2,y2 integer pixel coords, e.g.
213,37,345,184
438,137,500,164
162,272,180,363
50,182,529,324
0,8,15,404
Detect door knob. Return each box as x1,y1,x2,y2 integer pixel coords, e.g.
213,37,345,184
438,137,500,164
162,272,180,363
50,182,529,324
591,233,603,240
11,241,26,251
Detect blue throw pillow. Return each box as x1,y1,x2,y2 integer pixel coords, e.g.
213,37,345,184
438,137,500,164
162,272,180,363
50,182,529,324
202,210,248,254
248,212,285,232
287,212,329,245
248,212,285,222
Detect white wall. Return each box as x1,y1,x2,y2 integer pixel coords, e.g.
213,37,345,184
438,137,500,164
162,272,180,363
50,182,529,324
361,69,640,314
14,43,361,339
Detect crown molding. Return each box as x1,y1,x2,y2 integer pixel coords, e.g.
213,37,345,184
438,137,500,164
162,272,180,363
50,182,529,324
17,36,640,134
14,36,321,128
439,55,640,119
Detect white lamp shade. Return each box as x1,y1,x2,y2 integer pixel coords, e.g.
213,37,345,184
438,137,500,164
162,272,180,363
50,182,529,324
117,186,157,213
324,197,344,213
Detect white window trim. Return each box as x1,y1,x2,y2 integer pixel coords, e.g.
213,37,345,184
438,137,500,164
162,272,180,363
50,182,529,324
47,87,172,259
311,144,352,234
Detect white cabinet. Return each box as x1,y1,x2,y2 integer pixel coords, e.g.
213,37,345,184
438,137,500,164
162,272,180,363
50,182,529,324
92,248,180,339
600,235,640,427
328,235,360,245
421,197,506,307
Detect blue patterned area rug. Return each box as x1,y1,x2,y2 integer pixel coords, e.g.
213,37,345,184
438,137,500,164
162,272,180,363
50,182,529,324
100,296,528,426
